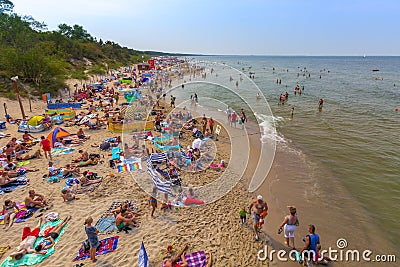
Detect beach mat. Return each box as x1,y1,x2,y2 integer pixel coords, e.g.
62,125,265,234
0,202,38,225
95,217,117,233
111,147,121,160
178,250,207,267
116,162,142,173
0,176,29,195
0,219,68,267
51,147,75,157
16,161,30,167
0,246,10,260
72,236,119,262
94,201,137,233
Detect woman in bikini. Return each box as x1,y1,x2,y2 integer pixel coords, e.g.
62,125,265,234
34,216,71,254
2,200,19,230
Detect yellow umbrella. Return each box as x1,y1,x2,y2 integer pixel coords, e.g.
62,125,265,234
27,115,44,126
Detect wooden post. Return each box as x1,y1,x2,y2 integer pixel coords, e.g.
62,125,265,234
11,77,26,119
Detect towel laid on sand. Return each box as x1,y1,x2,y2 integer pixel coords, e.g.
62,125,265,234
178,250,207,267
95,217,117,233
0,219,67,267
72,236,119,261
51,147,75,157
0,246,10,260
0,202,37,225
0,176,29,195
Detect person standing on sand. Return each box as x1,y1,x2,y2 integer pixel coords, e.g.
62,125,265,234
40,136,52,160
208,117,214,135
300,224,320,266
84,217,99,263
148,196,157,217
201,115,207,135
226,106,232,124
231,111,237,128
278,206,298,249
249,195,268,241
291,107,294,118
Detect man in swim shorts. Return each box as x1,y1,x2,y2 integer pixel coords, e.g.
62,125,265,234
249,195,268,241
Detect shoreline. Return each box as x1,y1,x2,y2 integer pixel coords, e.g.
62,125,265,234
0,57,396,267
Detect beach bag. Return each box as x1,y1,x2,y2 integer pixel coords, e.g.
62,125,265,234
45,212,59,222
82,239,90,253
109,160,115,168
295,215,299,226
82,239,102,253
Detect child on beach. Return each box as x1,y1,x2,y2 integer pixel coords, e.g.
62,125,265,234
148,196,157,217
61,188,79,202
239,207,248,225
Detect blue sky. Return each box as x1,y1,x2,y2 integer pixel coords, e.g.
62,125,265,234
11,0,400,55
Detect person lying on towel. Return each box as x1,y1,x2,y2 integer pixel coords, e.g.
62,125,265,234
163,243,212,267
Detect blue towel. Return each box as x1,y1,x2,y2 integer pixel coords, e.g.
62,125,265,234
111,147,121,160
96,217,117,233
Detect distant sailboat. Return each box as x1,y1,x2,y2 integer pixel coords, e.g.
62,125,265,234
363,54,366,58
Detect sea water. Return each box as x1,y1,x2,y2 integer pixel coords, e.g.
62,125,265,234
172,56,399,255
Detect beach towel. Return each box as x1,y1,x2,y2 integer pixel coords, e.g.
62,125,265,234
72,236,119,261
116,162,142,173
0,176,29,195
0,220,67,267
95,217,117,233
16,161,30,167
47,172,63,183
0,246,10,260
51,147,75,157
178,250,207,267
111,147,121,160
0,202,37,225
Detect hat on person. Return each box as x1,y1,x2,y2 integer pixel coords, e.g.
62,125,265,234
257,195,263,200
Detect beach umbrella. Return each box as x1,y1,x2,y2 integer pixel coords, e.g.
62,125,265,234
46,127,70,148
28,115,44,126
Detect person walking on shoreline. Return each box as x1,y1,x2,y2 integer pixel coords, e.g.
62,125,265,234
249,195,268,241
231,111,237,128
239,108,247,129
226,106,232,124
278,206,298,249
300,224,320,266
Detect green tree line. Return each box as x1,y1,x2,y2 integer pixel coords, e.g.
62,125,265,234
0,0,155,98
